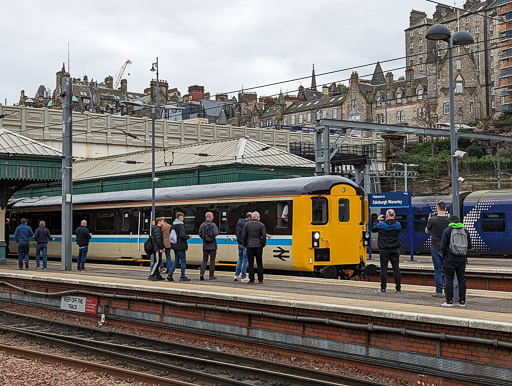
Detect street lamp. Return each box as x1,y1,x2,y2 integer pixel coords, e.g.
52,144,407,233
426,24,473,218
393,162,418,192
150,58,160,226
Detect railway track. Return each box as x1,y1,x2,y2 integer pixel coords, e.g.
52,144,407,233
0,309,379,386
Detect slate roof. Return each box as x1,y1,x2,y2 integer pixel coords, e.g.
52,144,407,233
72,137,314,181
285,95,345,114
0,128,62,157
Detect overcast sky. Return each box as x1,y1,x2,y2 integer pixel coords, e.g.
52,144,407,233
0,0,465,105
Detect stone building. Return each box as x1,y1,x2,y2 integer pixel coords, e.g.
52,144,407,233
405,1,500,118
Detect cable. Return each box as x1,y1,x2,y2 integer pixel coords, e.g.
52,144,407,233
423,0,502,23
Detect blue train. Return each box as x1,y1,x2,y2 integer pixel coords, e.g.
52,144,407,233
371,189,511,257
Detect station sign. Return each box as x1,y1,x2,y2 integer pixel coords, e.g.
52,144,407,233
368,192,411,209
60,295,98,314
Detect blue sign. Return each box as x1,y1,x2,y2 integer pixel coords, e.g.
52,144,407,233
369,192,411,209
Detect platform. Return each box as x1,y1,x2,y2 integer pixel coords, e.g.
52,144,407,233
1,259,512,332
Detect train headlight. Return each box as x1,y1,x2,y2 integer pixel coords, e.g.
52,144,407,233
362,231,370,246
312,231,320,248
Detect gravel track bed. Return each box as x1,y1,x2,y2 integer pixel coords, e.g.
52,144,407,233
0,302,411,385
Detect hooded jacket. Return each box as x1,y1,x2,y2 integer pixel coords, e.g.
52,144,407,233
372,218,401,250
440,222,472,262
171,218,190,251
151,224,164,252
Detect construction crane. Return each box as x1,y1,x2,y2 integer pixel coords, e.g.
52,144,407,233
114,59,132,90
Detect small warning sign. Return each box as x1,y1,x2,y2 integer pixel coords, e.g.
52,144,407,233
61,296,97,314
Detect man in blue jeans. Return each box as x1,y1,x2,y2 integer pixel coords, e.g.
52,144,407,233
425,202,450,297
14,218,33,269
234,212,251,282
167,212,191,282
75,220,92,272
34,220,53,270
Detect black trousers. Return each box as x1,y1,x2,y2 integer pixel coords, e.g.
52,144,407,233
200,250,216,277
443,260,466,302
379,249,401,290
247,247,264,283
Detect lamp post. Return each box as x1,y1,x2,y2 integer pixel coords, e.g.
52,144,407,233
393,162,418,192
150,58,159,225
426,25,473,218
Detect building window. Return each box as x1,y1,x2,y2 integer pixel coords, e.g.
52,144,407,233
396,93,402,103
491,60,494,69
316,111,320,120
322,110,326,119
470,102,473,113
419,27,423,35
431,64,436,73
490,23,493,32
377,96,382,106
417,108,422,118
410,42,414,49
298,114,303,124
444,103,450,114
82,98,90,104
417,89,424,100
475,14,479,21
456,82,463,93
396,111,400,122
491,87,495,96
401,111,405,121
307,112,311,122
333,108,337,119
351,99,357,109
410,55,414,62
420,63,424,71
476,53,480,70
492,100,496,109
475,26,479,34
475,37,479,47
283,116,288,125
291,115,296,125
491,73,495,82
491,49,494,57
456,59,461,70
410,30,413,37
419,38,423,47
438,50,442,57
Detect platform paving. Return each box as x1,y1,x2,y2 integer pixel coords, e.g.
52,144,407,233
1,259,512,333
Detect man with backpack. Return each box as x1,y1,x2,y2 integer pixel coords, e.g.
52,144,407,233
148,217,166,281
198,212,219,280
167,212,191,282
440,215,472,307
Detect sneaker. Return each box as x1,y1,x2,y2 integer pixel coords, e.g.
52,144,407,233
258,280,264,284
441,301,454,307
180,276,191,282
200,276,205,281
42,268,47,270
147,276,158,281
431,292,444,298
77,268,82,272
459,301,466,307
81,268,88,272
241,278,249,282
167,276,174,282
156,276,165,281
25,261,29,269
395,289,401,293
234,276,239,281
247,281,255,284
209,276,217,280
375,289,386,293
35,266,40,270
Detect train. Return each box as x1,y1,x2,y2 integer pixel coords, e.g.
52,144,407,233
371,189,512,257
8,175,372,278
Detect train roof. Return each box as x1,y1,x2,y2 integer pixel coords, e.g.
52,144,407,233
10,175,362,209
464,189,512,203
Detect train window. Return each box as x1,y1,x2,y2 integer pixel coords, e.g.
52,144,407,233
49,213,61,234
482,213,505,232
184,209,196,232
142,212,151,234
121,211,130,232
95,211,115,233
311,197,328,225
394,214,407,231
219,209,229,233
277,202,290,229
413,214,428,232
338,199,350,222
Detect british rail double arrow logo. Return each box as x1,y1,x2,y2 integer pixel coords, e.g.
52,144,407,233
273,247,290,261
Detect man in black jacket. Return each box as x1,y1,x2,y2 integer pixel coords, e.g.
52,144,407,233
34,220,53,270
242,211,267,284
372,209,402,293
148,217,165,281
75,220,91,272
167,212,191,282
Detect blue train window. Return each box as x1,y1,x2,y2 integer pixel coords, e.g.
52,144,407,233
482,213,505,232
339,199,350,222
311,197,328,225
394,214,407,231
414,214,428,232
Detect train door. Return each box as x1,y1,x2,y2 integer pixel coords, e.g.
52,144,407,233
216,207,233,266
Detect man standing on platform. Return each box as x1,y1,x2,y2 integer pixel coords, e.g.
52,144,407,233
148,217,165,281
440,215,471,307
161,218,172,274
167,212,191,282
14,218,33,269
234,212,251,282
34,220,53,270
372,209,402,293
76,220,91,272
425,201,450,298
199,212,219,281
243,211,267,284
